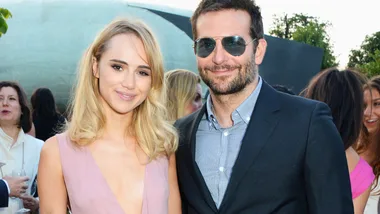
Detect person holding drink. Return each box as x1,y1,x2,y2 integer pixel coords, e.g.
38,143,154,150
0,81,44,213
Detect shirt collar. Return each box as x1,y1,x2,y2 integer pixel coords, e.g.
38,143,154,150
0,127,25,146
206,76,263,125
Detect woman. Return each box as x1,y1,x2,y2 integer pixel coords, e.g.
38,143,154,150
303,68,374,213
165,69,203,121
38,19,181,213
0,81,43,213
356,75,380,213
31,88,66,141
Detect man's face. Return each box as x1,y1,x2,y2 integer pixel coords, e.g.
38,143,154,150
195,9,267,95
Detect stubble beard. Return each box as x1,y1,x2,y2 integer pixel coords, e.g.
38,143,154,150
199,55,258,96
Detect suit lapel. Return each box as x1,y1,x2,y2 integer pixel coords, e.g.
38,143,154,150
185,105,218,213
219,82,281,212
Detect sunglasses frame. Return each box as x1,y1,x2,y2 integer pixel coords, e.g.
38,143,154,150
193,35,256,58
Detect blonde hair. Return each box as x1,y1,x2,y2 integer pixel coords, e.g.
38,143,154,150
66,18,178,159
165,69,201,121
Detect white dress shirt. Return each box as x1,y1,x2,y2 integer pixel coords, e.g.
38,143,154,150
0,128,43,213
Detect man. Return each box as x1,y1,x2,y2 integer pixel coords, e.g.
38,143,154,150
174,0,354,213
0,176,29,207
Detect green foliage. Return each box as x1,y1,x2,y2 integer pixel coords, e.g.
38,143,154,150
358,49,380,77
269,13,337,69
348,32,380,69
0,8,12,37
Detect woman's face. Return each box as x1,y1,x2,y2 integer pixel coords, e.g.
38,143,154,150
93,33,152,116
363,88,380,134
0,87,22,126
185,83,203,116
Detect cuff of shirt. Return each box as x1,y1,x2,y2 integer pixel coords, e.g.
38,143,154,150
2,179,10,194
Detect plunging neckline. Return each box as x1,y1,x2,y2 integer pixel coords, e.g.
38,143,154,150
85,146,148,214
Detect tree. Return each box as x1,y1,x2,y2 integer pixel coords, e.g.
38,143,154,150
0,8,12,37
358,49,380,77
348,32,380,69
269,13,316,39
269,13,337,69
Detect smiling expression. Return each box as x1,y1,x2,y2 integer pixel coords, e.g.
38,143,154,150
93,33,152,116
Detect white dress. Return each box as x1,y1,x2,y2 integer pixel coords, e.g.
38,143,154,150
364,183,380,214
0,128,44,214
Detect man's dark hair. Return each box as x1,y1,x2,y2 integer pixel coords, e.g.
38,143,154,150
191,0,264,42
0,81,32,133
272,85,295,95
302,68,367,150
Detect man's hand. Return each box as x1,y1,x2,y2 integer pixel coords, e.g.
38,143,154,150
20,195,39,211
2,176,29,197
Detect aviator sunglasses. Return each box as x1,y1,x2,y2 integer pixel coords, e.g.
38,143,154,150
193,35,256,58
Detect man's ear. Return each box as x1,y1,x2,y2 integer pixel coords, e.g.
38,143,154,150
254,38,267,65
92,57,99,78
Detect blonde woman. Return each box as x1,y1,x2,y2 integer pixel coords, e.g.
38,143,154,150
38,19,181,214
165,69,203,121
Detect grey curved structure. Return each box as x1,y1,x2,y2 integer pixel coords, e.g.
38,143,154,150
0,1,197,109
0,0,324,110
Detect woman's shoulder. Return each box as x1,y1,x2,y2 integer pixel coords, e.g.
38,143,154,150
351,158,374,180
39,135,61,159
350,158,375,198
24,133,44,148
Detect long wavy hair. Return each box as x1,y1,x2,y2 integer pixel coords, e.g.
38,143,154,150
165,69,201,121
356,75,380,191
31,88,60,119
302,68,367,150
66,19,178,159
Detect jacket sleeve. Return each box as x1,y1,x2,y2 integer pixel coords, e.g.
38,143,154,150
0,179,9,208
304,102,354,214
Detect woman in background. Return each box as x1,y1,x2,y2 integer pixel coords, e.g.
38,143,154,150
303,68,374,213
31,88,66,141
0,81,43,213
165,69,203,121
356,75,380,213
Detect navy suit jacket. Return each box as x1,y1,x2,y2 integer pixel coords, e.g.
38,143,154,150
175,81,354,214
0,179,9,208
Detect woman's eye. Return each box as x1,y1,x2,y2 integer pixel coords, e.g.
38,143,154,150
112,65,123,71
139,71,150,76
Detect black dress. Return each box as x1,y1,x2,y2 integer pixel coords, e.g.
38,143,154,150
33,113,66,141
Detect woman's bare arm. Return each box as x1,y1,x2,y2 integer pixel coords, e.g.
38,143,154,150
168,154,182,214
353,186,371,214
38,136,68,214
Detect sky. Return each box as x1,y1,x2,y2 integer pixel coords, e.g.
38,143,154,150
131,0,379,67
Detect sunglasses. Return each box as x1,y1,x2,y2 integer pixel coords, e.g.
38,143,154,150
193,35,256,58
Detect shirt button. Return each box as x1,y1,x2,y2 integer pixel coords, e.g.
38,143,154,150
223,131,229,136
246,117,251,121
219,167,224,172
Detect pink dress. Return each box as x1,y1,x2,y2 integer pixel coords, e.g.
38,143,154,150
350,158,375,199
56,133,169,214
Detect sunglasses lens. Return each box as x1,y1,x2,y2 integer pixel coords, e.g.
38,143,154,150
222,36,246,56
195,38,216,58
